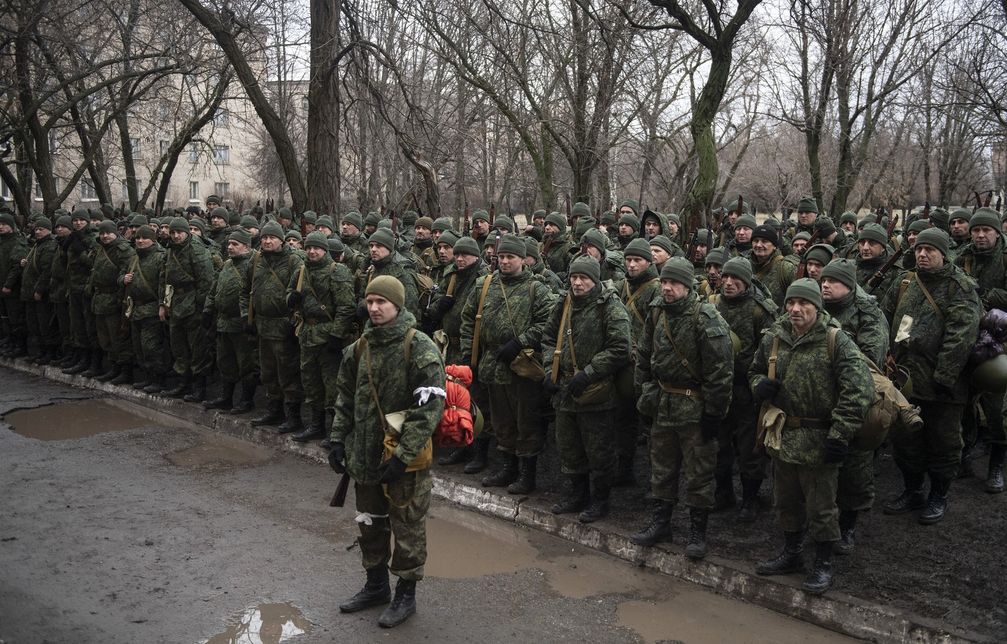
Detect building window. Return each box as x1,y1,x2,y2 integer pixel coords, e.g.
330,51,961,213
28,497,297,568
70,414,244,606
189,181,199,201
34,181,43,200
130,137,141,157
214,182,230,199
213,145,229,165
81,179,97,201
214,108,229,126
188,143,199,163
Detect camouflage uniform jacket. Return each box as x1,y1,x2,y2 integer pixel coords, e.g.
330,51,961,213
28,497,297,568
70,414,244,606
0,232,28,292
529,260,564,293
359,253,420,318
460,267,557,385
635,291,734,420
749,249,796,307
121,244,165,321
749,314,873,466
882,263,980,403
340,232,368,257
709,288,778,383
823,289,890,366
19,235,57,301
542,284,632,412
160,235,214,319
613,265,660,348
331,310,445,485
286,254,356,347
955,239,1007,311
88,237,135,315
240,245,303,340
428,260,487,347
857,253,901,299
49,236,72,303
205,250,255,332
542,238,573,277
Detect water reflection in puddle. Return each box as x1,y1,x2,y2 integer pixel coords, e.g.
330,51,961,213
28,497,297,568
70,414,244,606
204,602,311,644
4,399,147,440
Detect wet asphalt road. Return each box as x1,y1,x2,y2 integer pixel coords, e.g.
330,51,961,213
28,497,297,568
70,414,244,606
0,369,855,644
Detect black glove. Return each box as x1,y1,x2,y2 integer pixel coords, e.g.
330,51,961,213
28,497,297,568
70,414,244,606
377,456,408,484
933,382,955,399
566,371,591,398
328,442,346,473
700,413,720,443
326,336,344,355
823,438,848,464
355,302,369,322
753,378,781,403
542,375,561,395
243,320,257,335
435,295,455,314
286,290,303,310
201,311,214,329
497,338,522,363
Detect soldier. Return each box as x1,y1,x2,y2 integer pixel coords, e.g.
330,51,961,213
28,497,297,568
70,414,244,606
286,232,357,442
707,257,777,521
62,210,101,376
411,217,438,274
86,220,135,383
749,225,796,307
460,234,556,492
791,231,811,257
954,208,1007,491
20,216,58,363
615,213,640,249
285,229,303,251
329,275,445,628
207,207,231,250
856,223,900,298
123,225,169,392
203,229,258,412
649,235,678,273
577,229,625,283
543,256,631,521
469,210,491,250
242,221,305,431
948,209,971,248
699,246,728,299
0,212,29,357
522,237,564,293
426,230,458,286
791,197,819,238
727,213,756,257
159,217,215,402
751,278,873,595
631,257,734,560
360,229,421,319
820,259,890,554
362,212,381,237
50,216,75,366
882,228,981,524
803,243,836,282
839,212,858,235
541,213,573,278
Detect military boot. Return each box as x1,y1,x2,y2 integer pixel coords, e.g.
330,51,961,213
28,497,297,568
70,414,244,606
834,510,857,555
62,350,90,375
80,350,105,378
463,434,491,474
685,507,710,560
251,399,284,427
183,375,207,402
737,477,762,523
437,444,472,466
94,362,121,383
713,473,736,511
109,363,133,386
882,471,926,514
276,402,304,434
143,373,167,394
56,348,77,368
578,478,610,524
481,453,519,487
630,500,674,547
292,407,327,442
985,444,1005,494
339,567,391,613
8,336,27,359
230,378,257,414
204,381,236,410
162,372,191,398
802,541,834,595
919,475,951,525
132,370,151,390
551,474,590,514
756,531,805,575
507,455,537,495
378,578,417,628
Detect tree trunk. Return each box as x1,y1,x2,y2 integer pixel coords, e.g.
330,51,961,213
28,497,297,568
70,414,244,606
307,0,341,214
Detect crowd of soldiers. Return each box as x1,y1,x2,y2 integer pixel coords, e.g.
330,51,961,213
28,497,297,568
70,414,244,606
1,190,1004,618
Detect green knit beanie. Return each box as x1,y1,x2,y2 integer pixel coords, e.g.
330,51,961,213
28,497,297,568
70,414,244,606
569,255,601,282
365,275,405,309
660,257,694,287
784,277,822,310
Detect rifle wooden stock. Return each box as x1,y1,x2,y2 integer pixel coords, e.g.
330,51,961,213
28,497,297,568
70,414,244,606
329,472,350,507
867,247,906,292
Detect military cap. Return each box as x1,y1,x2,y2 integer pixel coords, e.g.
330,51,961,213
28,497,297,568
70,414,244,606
695,229,714,244
751,225,778,246
660,257,694,287
32,216,52,231
415,216,434,230
496,234,526,258
624,237,653,262
531,209,547,221
493,215,516,233
858,223,889,246
814,217,836,236
569,255,601,282
276,207,294,221
241,215,260,230
368,227,395,251
301,211,317,224
929,208,950,228
130,214,149,227
705,246,729,267
785,277,823,310
794,231,812,242
722,257,753,285
574,219,595,240
189,218,207,235
327,237,345,254
839,211,858,225
796,196,819,214
764,216,782,231
619,213,641,231
666,213,682,227
259,221,284,240
618,199,639,216
136,225,157,241
949,208,972,224
906,219,930,234
228,211,241,226
821,258,857,291
304,231,329,250
650,235,675,255
401,210,418,226
471,209,490,223
228,229,252,246
365,275,405,309
316,215,335,231
364,212,382,226
571,202,592,220
206,194,222,206
735,213,757,230
545,212,567,234
580,228,608,254
523,236,541,260
724,200,750,215
71,208,90,222
285,229,302,242
453,236,480,257
55,215,73,230
437,231,460,248
859,214,877,229
600,210,618,226
377,218,392,230
969,208,1001,233
804,243,835,267
432,217,453,233
169,217,189,233
97,220,117,234
209,207,229,222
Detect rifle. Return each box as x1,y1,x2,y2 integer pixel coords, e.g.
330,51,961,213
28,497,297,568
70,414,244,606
490,230,503,272
684,228,699,263
984,190,993,208
489,202,496,227
390,209,398,240
462,199,471,237
329,472,350,507
974,191,983,213
886,212,899,238
564,194,572,229
996,195,1003,214
867,247,906,294
410,191,424,218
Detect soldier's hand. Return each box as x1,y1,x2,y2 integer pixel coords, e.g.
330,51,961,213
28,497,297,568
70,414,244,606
566,371,590,398
752,378,781,403
328,442,346,474
123,273,133,285
243,320,257,335
822,438,848,464
286,290,302,310
496,338,522,364
377,456,407,484
542,375,561,395
700,413,720,443
159,305,168,322
435,295,454,314
201,311,214,330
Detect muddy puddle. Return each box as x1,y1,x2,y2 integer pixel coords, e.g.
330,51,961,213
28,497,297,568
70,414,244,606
426,505,854,643
166,436,272,470
4,399,149,440
204,602,311,644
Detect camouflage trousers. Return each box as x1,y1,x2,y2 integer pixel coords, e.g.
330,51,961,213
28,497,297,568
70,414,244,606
0,295,24,339
354,469,432,581
300,342,339,409
131,317,168,377
487,377,543,457
169,313,211,377
773,459,840,543
24,299,58,350
837,448,875,512
54,302,71,350
649,393,717,509
614,362,640,475
67,291,97,348
963,391,1007,449
716,382,767,482
95,312,133,364
894,400,963,480
554,409,615,486
258,335,302,403
216,331,256,384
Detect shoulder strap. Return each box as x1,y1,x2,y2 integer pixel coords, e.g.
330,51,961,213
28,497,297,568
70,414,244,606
768,335,780,379
626,277,659,324
660,303,702,382
551,294,574,382
827,327,838,361
469,276,494,368
445,273,457,297
898,271,943,320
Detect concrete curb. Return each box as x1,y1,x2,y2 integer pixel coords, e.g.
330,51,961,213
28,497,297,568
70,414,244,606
2,357,990,644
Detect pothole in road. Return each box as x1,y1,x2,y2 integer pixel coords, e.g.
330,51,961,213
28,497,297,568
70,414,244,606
166,436,272,470
4,399,148,440
204,602,311,644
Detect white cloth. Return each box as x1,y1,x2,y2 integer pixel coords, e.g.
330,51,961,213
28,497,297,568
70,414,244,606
414,386,447,405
